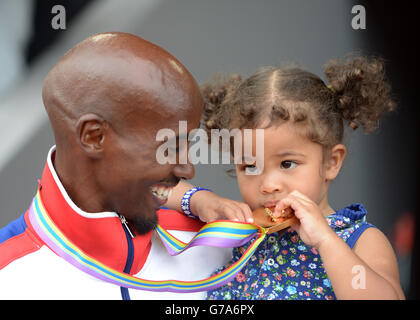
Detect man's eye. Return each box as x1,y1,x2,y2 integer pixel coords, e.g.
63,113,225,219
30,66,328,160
281,160,297,169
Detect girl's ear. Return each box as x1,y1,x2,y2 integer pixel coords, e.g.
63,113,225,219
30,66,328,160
325,144,346,181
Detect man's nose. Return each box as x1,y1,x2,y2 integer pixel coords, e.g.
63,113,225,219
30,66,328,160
172,163,195,180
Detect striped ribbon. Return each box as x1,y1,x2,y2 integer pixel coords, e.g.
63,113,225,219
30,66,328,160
28,189,267,293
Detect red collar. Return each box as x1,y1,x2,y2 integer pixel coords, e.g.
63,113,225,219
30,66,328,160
36,147,204,274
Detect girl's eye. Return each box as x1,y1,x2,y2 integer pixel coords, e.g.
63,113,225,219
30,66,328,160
281,160,297,169
242,164,256,170
238,164,257,172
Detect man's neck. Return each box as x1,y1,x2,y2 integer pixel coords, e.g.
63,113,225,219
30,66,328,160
54,149,107,214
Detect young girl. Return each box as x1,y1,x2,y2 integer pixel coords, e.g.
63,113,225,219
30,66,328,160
167,55,404,300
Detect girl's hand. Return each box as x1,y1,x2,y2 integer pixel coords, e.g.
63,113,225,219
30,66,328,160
274,190,336,250
190,190,254,223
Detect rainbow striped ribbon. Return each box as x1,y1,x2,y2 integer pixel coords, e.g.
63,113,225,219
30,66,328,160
28,190,267,293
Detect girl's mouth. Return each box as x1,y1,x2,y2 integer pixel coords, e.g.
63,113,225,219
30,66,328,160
263,200,279,208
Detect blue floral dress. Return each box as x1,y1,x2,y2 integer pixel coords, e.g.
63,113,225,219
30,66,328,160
206,203,375,300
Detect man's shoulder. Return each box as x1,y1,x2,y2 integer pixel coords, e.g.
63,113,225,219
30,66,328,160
157,208,205,232
0,213,42,270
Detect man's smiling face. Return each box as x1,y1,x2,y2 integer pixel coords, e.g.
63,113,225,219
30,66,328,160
101,103,202,235
43,32,203,234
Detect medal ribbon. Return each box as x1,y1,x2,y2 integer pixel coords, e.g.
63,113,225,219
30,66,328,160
28,189,267,293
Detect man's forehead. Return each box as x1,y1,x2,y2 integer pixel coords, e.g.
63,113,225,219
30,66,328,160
157,122,196,139
166,132,189,142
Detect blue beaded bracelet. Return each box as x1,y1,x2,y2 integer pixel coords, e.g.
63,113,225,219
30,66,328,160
181,187,212,219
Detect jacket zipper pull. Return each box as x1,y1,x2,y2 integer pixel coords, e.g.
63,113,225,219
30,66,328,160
120,215,136,239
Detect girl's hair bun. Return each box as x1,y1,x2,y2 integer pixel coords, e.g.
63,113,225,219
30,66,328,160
324,55,396,133
201,74,242,133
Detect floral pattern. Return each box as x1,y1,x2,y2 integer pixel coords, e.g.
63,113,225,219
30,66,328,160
207,203,371,300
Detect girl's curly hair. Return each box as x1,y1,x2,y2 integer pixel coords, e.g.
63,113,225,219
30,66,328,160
201,55,396,151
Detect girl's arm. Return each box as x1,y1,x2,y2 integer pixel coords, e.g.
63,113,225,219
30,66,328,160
318,226,405,299
165,180,254,223
164,180,196,213
276,190,404,300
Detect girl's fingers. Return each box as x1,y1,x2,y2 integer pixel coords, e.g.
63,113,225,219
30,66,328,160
219,202,253,223
220,206,240,221
204,199,254,223
238,202,254,223
275,196,306,220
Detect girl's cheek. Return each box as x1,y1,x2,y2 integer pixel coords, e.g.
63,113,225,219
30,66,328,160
238,179,259,210
293,179,324,204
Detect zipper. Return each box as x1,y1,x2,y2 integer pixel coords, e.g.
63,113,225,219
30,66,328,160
120,215,136,239
119,214,135,300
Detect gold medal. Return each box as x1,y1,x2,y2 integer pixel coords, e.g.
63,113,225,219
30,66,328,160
264,207,279,222
253,206,298,234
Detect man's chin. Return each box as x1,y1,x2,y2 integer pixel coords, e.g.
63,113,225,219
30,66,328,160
126,201,159,235
126,205,158,235
129,213,158,235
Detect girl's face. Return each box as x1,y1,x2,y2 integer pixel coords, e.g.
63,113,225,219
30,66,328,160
235,122,340,214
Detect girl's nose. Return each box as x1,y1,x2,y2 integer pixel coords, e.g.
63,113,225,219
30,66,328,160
260,176,283,194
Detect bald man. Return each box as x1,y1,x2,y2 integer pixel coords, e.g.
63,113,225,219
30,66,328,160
0,32,232,299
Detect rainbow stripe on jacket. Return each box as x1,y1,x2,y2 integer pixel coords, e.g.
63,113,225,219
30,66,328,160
29,189,267,293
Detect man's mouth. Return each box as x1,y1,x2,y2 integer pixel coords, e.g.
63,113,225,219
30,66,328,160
150,184,174,205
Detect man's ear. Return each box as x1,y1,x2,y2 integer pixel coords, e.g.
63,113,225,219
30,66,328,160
325,144,346,181
76,113,108,158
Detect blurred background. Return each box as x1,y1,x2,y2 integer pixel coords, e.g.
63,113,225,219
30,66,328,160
0,0,418,299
